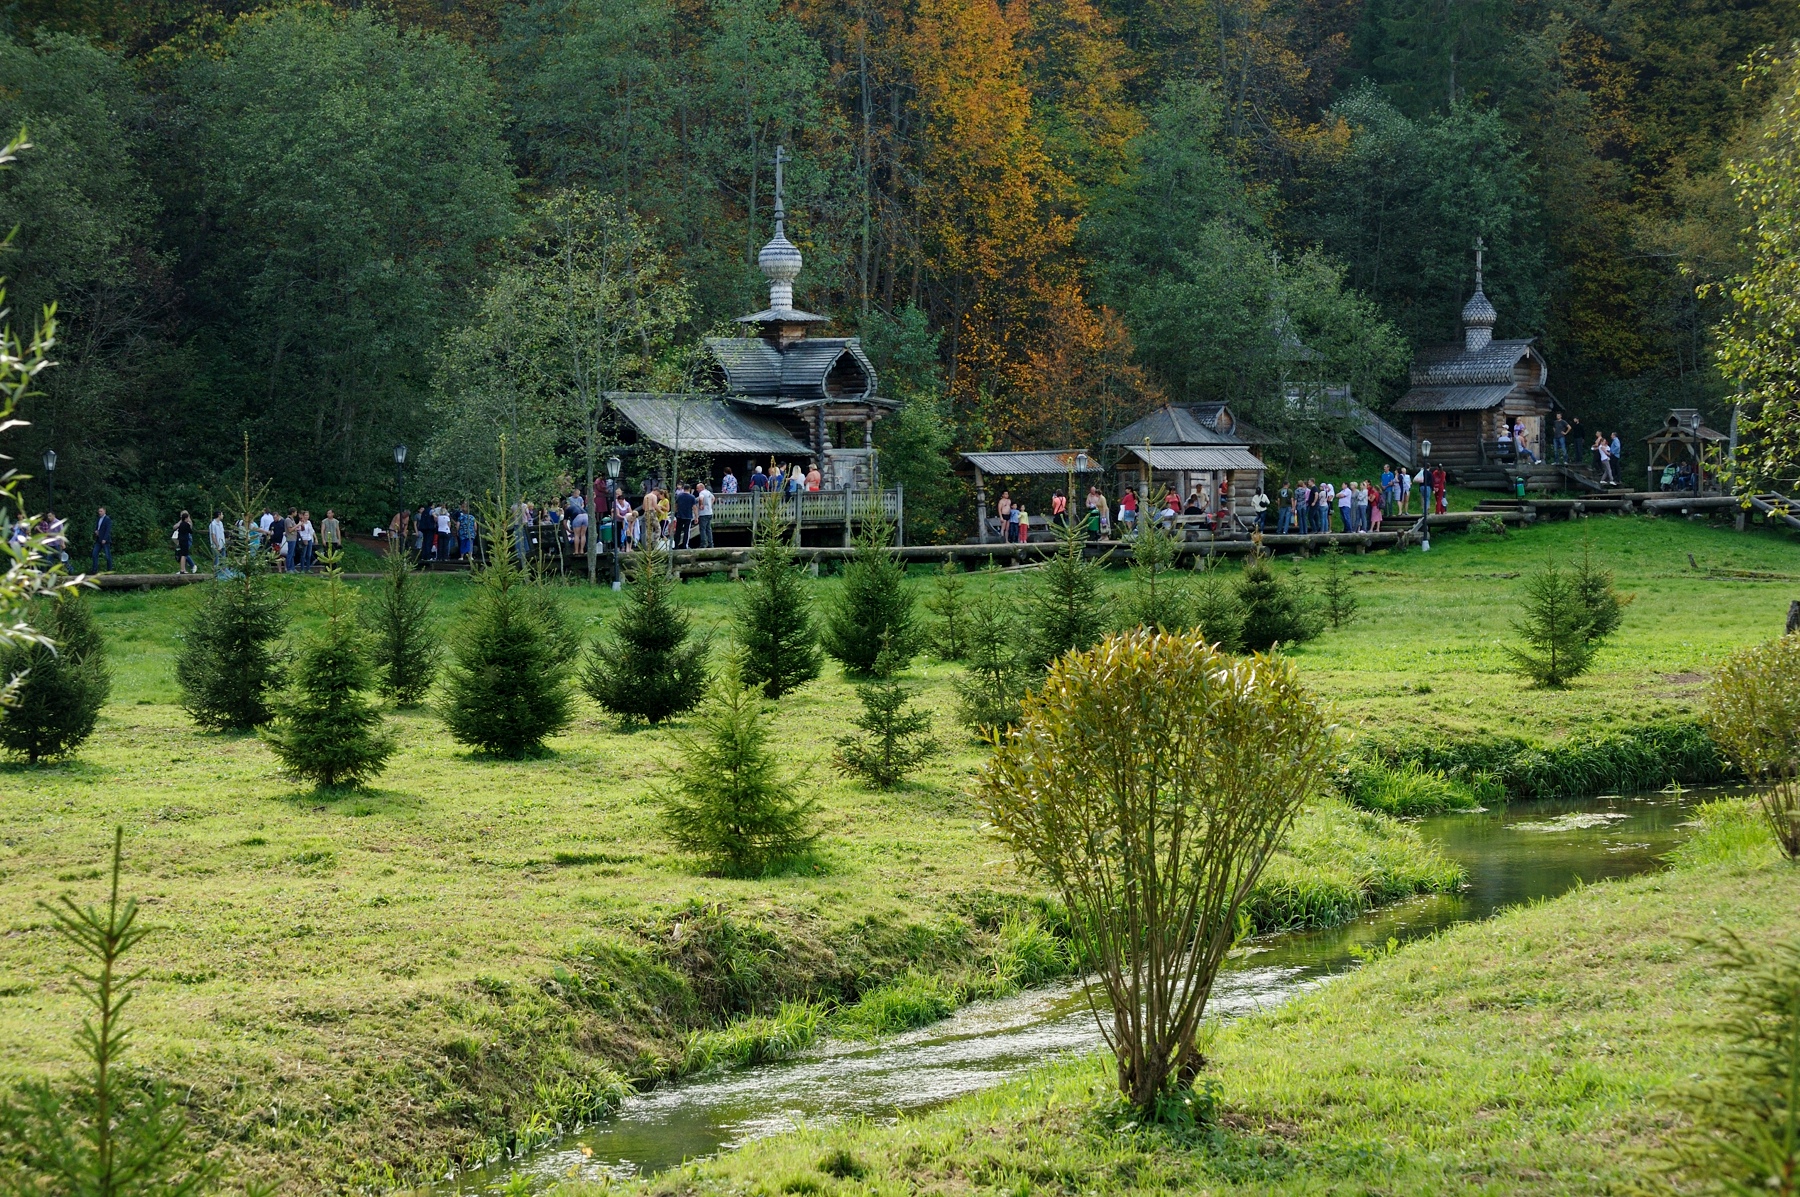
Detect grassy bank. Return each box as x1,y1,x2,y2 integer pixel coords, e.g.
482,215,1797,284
0,514,1791,1190
604,800,1791,1197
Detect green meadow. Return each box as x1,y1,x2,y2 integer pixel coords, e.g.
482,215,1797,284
0,512,1794,1191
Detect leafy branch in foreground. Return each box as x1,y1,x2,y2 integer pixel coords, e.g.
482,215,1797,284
0,829,219,1196
982,630,1333,1114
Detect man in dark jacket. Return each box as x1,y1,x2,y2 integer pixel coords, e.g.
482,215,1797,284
673,483,696,548
91,507,112,572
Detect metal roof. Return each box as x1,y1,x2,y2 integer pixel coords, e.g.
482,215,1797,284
1104,406,1243,448
704,336,877,401
961,450,1100,476
1409,339,1543,388
1119,446,1266,472
607,394,812,455
1391,384,1516,413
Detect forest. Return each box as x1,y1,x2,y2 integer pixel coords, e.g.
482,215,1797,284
3,0,1798,544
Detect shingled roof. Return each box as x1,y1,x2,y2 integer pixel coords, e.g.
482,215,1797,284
705,336,879,403
1408,338,1544,388
1104,405,1243,448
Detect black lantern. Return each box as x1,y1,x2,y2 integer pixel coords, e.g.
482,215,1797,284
40,448,55,513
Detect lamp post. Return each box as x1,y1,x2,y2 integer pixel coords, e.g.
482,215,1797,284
606,454,623,591
40,448,55,514
1418,438,1433,551
393,444,407,518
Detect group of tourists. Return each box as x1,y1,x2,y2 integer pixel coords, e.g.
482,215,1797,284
244,507,343,574
992,485,1121,543
1265,466,1445,535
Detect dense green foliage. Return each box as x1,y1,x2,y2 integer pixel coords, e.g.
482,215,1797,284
12,0,1796,536
1338,758,1485,816
733,503,820,699
173,529,286,731
820,520,915,676
362,547,441,706
832,635,937,788
1235,553,1321,651
0,831,218,1196
0,595,109,764
441,526,575,756
1705,634,1800,859
984,629,1335,1111
582,541,711,722
263,560,395,790
660,663,818,876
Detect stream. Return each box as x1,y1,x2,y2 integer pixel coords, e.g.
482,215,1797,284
441,787,1709,1192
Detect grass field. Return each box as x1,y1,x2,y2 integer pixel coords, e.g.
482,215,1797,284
0,512,1794,1191
610,800,1795,1197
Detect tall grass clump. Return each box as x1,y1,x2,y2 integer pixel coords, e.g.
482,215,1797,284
1705,634,1800,859
1340,758,1483,816
679,1001,825,1076
833,972,957,1037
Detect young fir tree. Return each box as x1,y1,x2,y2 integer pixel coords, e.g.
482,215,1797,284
583,538,710,722
923,560,972,660
954,569,1032,738
1236,551,1323,651
660,659,818,877
1572,538,1632,644
441,501,575,756
175,485,286,731
1319,541,1360,630
833,632,938,788
1504,560,1597,687
820,515,916,675
1190,557,1248,651
733,498,821,698
361,544,441,706
1121,518,1191,633
0,830,220,1196
1028,518,1107,669
0,595,110,764
263,550,396,789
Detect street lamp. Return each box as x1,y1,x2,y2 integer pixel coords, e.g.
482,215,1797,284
40,448,55,513
392,443,407,518
1418,438,1433,550
606,454,623,591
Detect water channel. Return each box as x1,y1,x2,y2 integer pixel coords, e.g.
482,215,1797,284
445,788,1709,1192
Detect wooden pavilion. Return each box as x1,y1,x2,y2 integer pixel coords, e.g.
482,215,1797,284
1643,408,1729,493
1102,403,1268,520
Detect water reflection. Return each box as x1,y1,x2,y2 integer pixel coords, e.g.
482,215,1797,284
440,787,1711,1192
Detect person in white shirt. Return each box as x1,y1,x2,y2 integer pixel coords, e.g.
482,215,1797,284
1317,481,1335,534
297,512,316,573
696,482,716,548
208,512,227,570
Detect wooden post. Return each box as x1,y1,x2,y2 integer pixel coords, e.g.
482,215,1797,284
1787,600,1799,637
975,468,989,544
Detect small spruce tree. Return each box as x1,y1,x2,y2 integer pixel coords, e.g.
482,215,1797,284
954,570,1032,738
1236,551,1323,651
175,485,286,731
821,515,916,675
1028,518,1107,669
734,498,821,698
442,502,575,756
362,544,441,706
263,550,396,789
834,633,938,788
660,659,818,876
1572,539,1631,644
923,560,972,660
583,538,711,722
1121,519,1191,633
0,595,110,764
1319,542,1360,630
1191,557,1247,651
0,829,220,1196
1504,561,1596,687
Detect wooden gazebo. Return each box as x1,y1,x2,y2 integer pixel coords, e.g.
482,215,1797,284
960,450,1100,543
1644,409,1728,493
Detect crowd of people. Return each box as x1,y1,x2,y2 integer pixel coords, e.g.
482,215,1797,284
1264,465,1446,535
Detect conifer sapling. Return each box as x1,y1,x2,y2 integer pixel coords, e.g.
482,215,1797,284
954,569,1031,738
734,498,821,698
834,632,938,788
362,543,441,705
584,538,710,722
1028,518,1107,669
1503,560,1596,687
263,548,396,789
1191,557,1247,652
175,475,286,731
1236,551,1322,651
1121,519,1190,633
0,594,110,764
924,561,972,660
821,515,916,675
660,659,818,877
1319,542,1359,630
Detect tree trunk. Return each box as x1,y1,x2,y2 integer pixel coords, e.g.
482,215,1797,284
1787,599,1799,637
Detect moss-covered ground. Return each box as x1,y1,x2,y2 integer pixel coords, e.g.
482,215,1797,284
0,512,1793,1191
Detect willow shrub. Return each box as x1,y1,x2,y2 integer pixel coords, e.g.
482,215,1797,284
981,629,1334,1113
1705,634,1800,859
